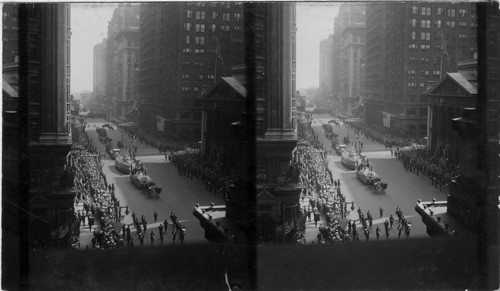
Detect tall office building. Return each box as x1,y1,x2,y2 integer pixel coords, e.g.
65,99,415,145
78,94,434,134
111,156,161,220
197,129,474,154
331,3,366,115
2,4,19,64
105,4,140,119
319,34,334,94
137,3,163,114
138,2,244,141
93,39,107,98
364,3,477,136
364,3,390,118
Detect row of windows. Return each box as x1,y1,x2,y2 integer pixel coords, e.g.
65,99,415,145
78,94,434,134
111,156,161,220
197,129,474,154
411,32,431,41
182,48,206,54
189,2,236,9
182,74,215,80
408,70,440,76
407,82,428,88
184,23,239,33
409,44,431,50
412,6,469,17
409,19,475,29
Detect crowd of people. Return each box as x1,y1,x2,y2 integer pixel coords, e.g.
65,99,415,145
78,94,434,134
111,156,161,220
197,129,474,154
171,149,238,200
343,120,460,192
293,113,419,243
71,118,189,249
347,206,412,241
117,124,200,153
346,120,425,148
70,118,123,249
293,112,349,244
395,146,460,192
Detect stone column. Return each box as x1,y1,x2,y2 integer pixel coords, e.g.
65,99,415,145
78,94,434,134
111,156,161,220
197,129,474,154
39,4,71,144
263,2,295,140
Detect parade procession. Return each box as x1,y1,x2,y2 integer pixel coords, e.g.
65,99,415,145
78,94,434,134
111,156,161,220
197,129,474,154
64,116,225,250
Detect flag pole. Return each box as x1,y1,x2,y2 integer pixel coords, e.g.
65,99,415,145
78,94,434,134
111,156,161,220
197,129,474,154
214,48,218,84
439,33,443,79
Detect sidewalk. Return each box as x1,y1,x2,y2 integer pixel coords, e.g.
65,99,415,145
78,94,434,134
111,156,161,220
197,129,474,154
75,201,101,249
300,194,322,244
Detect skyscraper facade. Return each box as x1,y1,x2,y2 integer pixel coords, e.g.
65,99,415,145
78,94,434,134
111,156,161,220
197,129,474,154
138,2,244,141
137,3,163,111
2,4,19,64
105,4,140,119
319,34,334,94
93,39,107,98
331,3,366,115
364,3,477,136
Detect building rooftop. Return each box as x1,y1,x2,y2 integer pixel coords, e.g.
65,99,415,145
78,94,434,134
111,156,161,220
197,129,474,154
447,72,477,95
222,77,247,98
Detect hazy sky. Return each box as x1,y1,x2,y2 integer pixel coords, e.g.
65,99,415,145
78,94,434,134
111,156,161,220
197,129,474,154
71,3,116,94
296,3,340,90
70,3,339,93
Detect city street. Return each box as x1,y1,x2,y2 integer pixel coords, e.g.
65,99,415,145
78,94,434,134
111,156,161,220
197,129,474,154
84,118,225,245
312,114,447,239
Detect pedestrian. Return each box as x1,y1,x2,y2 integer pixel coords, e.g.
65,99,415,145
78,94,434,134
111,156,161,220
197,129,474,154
179,227,186,244
379,206,384,218
150,230,155,245
376,226,381,240
314,210,320,227
170,211,177,225
154,211,158,223
164,218,169,232
389,214,394,228
80,213,86,226
397,225,402,239
159,223,164,236
364,228,370,241
88,216,94,231
385,229,390,240
139,232,144,246
405,226,410,239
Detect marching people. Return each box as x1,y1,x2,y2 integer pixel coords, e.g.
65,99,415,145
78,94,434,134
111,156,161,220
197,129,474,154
164,218,169,233
159,229,164,244
139,232,144,246
150,230,155,245
159,223,164,236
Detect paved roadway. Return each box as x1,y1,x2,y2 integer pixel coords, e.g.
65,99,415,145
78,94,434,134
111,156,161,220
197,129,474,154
312,114,447,240
84,118,225,245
